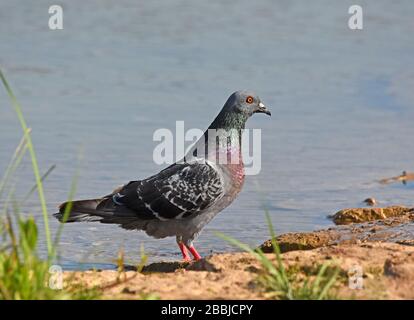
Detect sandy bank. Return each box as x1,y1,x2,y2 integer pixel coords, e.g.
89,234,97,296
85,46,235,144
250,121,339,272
64,207,414,300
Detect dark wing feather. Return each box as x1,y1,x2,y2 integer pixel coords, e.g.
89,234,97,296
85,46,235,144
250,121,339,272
106,162,224,220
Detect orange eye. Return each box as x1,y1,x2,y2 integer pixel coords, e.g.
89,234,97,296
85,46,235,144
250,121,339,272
246,96,254,104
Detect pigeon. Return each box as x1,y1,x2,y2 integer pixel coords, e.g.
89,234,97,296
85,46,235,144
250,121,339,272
55,90,271,261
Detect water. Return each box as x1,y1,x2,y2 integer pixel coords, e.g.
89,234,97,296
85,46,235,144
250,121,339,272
1,0,413,268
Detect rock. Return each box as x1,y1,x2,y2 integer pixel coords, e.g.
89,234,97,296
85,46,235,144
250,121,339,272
380,171,414,185
142,261,189,273
363,198,377,206
259,211,414,253
121,286,136,294
332,206,413,225
259,232,338,253
396,239,414,246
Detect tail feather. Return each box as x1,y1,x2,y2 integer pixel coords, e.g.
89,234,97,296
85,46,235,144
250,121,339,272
53,197,146,230
54,198,108,222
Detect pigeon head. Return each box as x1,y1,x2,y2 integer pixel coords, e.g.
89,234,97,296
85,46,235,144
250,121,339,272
209,91,271,130
228,90,271,117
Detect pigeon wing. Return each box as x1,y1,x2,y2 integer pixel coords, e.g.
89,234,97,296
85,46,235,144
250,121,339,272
110,162,224,220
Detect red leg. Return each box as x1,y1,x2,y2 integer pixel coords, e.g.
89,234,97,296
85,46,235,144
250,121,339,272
188,245,202,261
178,242,191,262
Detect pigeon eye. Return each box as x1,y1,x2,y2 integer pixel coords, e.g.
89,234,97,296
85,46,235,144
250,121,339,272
246,96,254,104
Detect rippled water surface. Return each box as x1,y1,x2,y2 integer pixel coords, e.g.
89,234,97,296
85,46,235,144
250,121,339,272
1,1,413,267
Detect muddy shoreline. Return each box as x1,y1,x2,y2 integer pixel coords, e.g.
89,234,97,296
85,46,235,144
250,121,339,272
64,206,414,299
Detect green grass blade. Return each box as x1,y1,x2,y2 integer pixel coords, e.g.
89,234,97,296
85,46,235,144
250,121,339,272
22,164,56,203
264,212,291,289
0,130,29,199
52,150,83,257
52,168,79,255
317,267,339,300
215,231,257,255
215,231,284,288
0,68,52,257
311,263,328,295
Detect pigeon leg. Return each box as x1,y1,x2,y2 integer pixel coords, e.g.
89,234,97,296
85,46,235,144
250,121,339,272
188,245,202,261
178,242,191,262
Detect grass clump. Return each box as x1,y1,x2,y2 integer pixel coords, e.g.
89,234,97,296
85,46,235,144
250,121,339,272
0,214,99,299
217,213,340,300
0,68,102,299
0,69,52,257
0,68,160,300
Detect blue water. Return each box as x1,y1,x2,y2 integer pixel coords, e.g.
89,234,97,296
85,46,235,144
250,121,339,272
0,0,413,268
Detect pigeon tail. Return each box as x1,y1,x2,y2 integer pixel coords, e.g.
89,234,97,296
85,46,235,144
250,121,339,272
54,198,108,222
54,197,139,226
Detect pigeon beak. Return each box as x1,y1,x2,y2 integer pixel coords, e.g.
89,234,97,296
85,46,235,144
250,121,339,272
255,102,271,116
